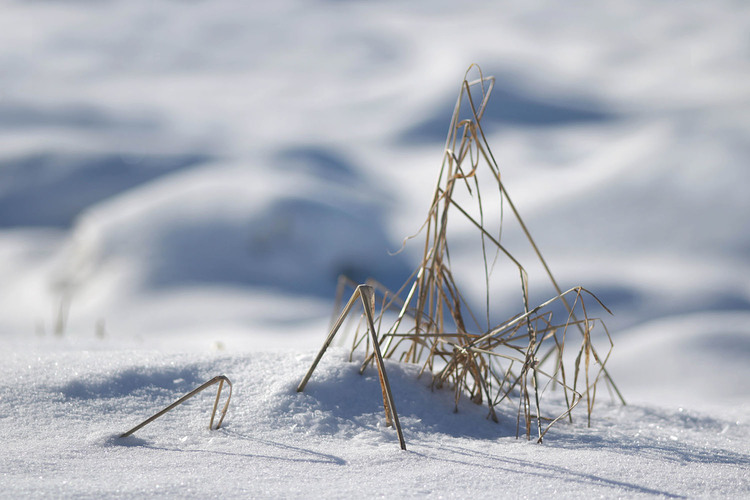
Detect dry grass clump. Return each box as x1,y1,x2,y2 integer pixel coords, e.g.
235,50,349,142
299,65,623,449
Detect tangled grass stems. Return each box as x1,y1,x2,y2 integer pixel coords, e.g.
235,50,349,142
299,64,623,448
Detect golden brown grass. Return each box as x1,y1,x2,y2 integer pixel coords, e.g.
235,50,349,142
299,65,623,449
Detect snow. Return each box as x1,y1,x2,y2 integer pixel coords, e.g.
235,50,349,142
2,0,749,497
2,347,748,498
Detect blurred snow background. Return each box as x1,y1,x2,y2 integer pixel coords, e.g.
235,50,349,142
1,0,749,408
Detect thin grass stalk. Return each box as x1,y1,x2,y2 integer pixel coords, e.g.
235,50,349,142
120,375,232,438
359,286,407,450
298,285,407,450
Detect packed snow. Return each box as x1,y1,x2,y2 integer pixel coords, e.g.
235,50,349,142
1,0,749,498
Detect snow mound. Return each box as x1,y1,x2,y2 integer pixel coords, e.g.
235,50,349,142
51,159,411,324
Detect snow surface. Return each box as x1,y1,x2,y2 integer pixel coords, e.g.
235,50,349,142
1,0,749,497
2,347,749,498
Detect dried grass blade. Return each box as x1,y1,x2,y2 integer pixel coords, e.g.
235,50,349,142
120,375,233,438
